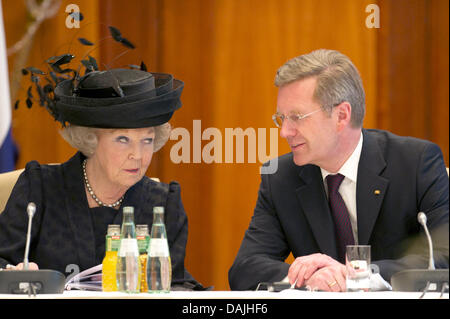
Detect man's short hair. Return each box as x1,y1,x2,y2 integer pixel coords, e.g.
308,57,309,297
275,49,365,128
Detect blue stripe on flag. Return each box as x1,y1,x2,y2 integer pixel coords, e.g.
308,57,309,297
0,127,18,173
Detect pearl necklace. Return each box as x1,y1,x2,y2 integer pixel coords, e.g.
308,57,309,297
82,159,124,208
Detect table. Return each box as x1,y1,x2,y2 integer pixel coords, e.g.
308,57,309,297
0,290,448,299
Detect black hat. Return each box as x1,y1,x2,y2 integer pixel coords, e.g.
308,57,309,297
18,25,183,129
53,68,184,128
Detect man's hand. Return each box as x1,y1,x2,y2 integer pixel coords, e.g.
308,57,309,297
288,253,344,289
304,264,347,292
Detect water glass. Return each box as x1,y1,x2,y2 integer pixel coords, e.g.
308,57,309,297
346,245,371,292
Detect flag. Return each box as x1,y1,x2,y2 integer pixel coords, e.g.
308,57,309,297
0,0,18,173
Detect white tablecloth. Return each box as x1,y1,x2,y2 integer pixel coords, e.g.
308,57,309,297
0,290,448,299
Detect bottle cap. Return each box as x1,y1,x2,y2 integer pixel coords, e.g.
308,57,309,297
123,206,134,214
107,224,121,236
136,224,149,236
153,206,164,214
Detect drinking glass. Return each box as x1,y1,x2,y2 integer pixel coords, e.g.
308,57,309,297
346,245,371,292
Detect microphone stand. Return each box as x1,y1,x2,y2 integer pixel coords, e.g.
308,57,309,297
391,212,449,292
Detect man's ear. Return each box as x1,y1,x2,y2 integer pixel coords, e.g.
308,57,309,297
335,102,352,130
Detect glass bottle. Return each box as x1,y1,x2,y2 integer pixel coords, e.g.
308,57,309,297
136,224,150,292
102,224,121,291
116,206,140,293
147,206,171,293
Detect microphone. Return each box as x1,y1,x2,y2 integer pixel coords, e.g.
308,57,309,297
417,212,435,270
391,212,449,292
23,202,36,271
0,202,65,295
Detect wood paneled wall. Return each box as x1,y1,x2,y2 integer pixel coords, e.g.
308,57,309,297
377,0,449,158
4,0,448,290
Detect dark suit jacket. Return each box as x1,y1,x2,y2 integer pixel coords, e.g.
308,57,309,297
229,129,449,290
0,152,201,288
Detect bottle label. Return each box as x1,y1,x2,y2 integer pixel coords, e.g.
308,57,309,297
137,235,150,254
106,235,121,252
148,238,170,257
118,238,139,257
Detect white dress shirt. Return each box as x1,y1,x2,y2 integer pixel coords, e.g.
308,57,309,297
320,133,363,245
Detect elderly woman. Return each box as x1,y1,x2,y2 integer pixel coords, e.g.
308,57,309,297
0,67,202,289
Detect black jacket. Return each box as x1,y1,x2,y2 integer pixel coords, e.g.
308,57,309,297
229,129,449,290
0,152,201,288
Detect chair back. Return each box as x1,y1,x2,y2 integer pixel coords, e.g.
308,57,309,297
0,169,25,213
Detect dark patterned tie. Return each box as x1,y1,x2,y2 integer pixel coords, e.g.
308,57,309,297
326,174,355,263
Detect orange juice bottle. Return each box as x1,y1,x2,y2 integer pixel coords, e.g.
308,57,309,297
102,225,121,291
137,225,150,292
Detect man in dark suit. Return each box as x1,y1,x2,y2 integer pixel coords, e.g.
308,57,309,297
228,49,449,291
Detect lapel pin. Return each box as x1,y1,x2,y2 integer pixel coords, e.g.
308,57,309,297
374,190,381,195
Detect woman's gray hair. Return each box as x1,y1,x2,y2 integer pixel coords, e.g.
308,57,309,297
60,123,172,157
274,49,365,128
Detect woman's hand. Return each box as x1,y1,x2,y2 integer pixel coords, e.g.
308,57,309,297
6,262,39,270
